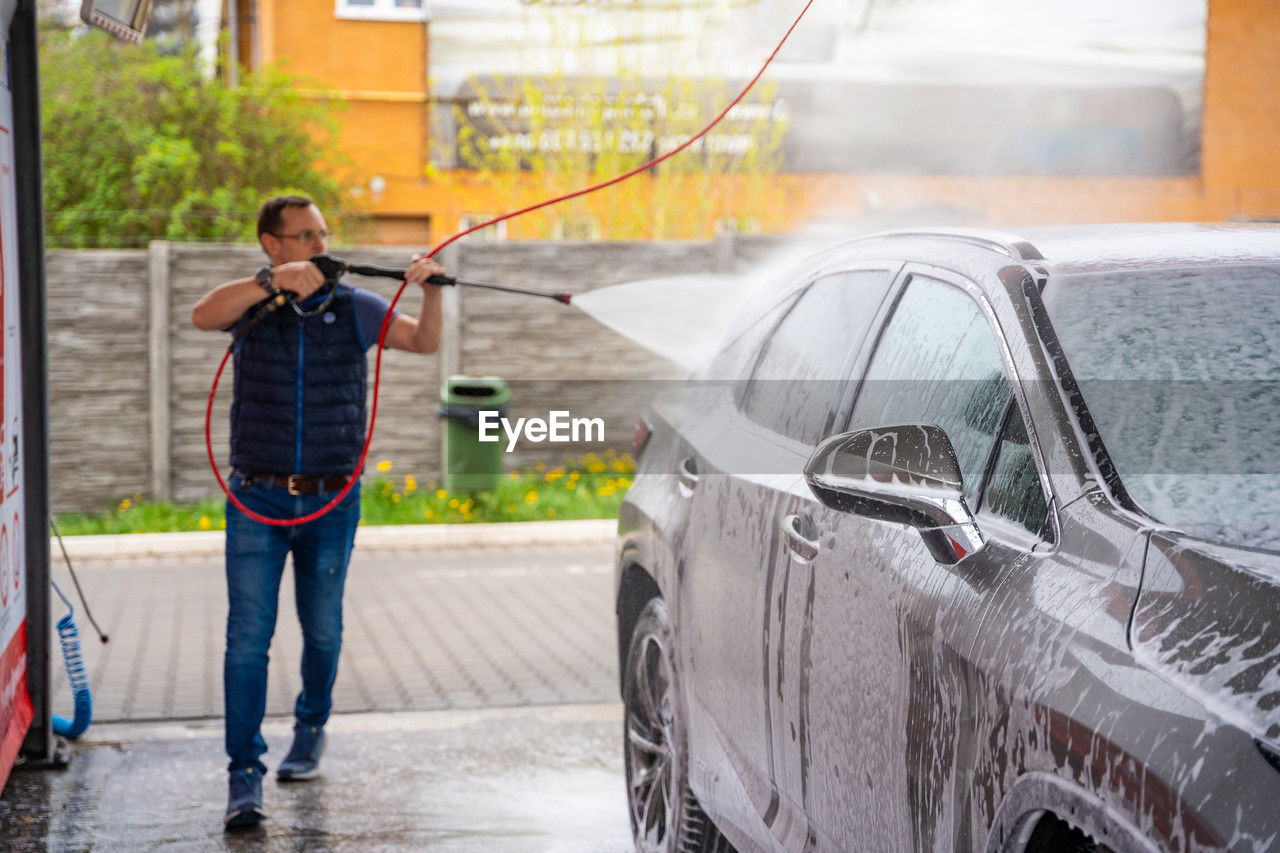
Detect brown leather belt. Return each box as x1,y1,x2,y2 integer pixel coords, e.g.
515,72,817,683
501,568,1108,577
237,471,353,496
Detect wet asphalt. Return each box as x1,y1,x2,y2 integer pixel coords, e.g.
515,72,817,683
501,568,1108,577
2,705,630,851
0,526,633,850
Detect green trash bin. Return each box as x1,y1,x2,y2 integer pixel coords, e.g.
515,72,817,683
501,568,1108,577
437,375,511,493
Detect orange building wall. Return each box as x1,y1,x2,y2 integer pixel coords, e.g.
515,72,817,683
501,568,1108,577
414,173,1221,244
410,0,1280,244
242,0,1280,244
1201,0,1280,209
249,0,433,239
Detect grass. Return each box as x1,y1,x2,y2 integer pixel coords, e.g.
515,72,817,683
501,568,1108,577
53,451,636,536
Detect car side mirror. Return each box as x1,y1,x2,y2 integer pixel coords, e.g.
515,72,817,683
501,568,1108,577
802,425,984,564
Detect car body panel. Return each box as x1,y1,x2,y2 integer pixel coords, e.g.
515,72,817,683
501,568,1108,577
617,224,1280,852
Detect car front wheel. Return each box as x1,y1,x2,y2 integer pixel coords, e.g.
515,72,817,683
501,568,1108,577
623,597,715,852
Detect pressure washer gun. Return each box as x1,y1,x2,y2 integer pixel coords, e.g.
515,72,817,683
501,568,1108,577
310,254,573,305
229,253,572,352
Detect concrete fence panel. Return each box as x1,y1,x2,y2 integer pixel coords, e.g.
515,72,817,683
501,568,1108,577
46,235,770,513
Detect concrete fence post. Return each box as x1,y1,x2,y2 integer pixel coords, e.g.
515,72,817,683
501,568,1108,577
147,240,171,502
714,228,735,273
436,241,462,479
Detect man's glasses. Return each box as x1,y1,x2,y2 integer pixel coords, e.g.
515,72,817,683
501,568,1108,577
271,230,334,243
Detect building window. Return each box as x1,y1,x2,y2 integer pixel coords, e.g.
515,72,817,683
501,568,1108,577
458,215,506,242
553,217,601,241
335,0,425,21
715,216,762,235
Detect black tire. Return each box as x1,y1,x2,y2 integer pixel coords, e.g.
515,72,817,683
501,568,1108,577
623,598,716,853
1023,813,1115,853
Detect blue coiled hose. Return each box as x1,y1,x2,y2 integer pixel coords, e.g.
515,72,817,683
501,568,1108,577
51,579,93,739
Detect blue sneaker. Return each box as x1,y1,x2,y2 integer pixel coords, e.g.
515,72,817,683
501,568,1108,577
277,723,326,781
224,768,265,828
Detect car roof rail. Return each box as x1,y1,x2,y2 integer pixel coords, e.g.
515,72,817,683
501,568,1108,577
853,227,1044,262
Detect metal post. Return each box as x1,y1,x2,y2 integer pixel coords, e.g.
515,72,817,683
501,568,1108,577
11,0,54,765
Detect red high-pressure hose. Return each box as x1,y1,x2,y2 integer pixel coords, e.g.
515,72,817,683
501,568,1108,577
206,0,817,526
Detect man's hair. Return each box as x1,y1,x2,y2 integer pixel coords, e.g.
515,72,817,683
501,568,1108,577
257,195,315,240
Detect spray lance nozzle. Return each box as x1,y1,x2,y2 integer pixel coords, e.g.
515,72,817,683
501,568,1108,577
310,254,572,305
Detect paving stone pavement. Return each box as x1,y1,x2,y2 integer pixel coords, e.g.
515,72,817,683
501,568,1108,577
47,542,620,722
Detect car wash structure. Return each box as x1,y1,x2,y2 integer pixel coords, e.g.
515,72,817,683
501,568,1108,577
0,0,153,793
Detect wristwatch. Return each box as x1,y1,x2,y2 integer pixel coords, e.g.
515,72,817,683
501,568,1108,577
254,265,275,293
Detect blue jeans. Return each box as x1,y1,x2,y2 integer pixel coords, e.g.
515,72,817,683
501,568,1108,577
223,473,360,774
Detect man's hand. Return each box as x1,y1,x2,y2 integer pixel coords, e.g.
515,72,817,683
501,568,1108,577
272,260,327,300
382,252,446,354
404,253,447,289
191,259,329,331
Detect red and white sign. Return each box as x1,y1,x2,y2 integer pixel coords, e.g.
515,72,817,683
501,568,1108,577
0,21,31,795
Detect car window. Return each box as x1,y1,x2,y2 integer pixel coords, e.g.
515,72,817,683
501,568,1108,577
981,403,1050,537
849,275,1011,503
740,270,894,445
701,292,801,381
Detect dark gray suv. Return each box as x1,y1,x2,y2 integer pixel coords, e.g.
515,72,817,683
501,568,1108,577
615,225,1280,852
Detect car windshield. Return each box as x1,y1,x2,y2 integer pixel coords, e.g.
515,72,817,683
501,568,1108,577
1044,265,1280,552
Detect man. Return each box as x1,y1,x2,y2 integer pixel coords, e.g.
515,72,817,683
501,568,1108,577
191,195,445,829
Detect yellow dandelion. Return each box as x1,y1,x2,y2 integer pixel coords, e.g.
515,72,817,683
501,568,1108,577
424,508,435,520
435,489,448,500
448,498,460,509
546,468,564,482
524,490,538,504
588,462,606,474
569,470,580,481
220,519,227,529
461,498,474,512
376,459,393,473
198,516,211,530
509,471,520,479
404,475,417,493
566,480,577,490
117,498,132,512
535,462,546,472
392,493,402,503
546,507,557,518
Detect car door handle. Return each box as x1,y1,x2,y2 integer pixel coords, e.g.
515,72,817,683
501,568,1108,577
781,514,819,561
677,456,700,494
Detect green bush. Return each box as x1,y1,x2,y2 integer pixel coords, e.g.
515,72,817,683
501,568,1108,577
39,27,352,248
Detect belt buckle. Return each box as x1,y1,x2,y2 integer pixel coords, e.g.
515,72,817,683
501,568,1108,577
287,474,306,496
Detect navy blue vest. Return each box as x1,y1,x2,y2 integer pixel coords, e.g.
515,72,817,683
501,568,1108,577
229,285,367,476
